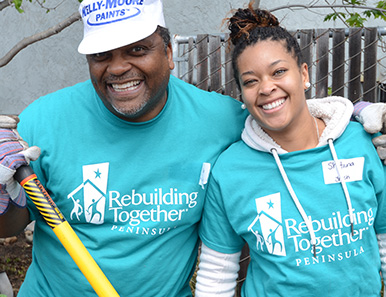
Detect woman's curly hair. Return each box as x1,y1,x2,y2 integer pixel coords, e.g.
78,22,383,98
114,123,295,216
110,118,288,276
228,6,279,45
227,2,304,89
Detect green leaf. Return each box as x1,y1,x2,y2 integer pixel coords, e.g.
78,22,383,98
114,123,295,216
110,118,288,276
13,0,25,13
343,0,366,5
346,13,367,27
376,0,386,8
365,9,386,21
324,12,346,22
324,13,335,22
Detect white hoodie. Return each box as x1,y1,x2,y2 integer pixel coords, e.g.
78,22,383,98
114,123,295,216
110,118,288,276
242,96,354,255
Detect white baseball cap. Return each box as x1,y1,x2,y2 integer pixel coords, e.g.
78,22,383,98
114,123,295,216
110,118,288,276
78,0,166,55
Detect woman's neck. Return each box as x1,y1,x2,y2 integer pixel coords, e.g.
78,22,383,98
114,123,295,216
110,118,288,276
267,115,325,152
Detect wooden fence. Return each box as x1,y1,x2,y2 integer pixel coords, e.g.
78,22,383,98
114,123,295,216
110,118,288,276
174,27,386,296
172,27,386,104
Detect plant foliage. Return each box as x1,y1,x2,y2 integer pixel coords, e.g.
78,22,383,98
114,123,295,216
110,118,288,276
324,0,386,27
11,0,83,13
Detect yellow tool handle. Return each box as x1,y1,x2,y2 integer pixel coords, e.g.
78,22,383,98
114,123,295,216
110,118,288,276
15,165,119,297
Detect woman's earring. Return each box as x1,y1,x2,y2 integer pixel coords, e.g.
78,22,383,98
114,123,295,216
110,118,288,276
241,103,246,110
305,82,311,89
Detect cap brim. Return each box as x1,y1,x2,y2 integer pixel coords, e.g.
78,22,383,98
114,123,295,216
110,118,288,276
78,23,159,55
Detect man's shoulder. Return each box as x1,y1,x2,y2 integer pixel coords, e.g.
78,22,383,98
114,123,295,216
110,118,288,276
169,75,240,103
21,80,94,115
168,75,244,117
44,80,94,99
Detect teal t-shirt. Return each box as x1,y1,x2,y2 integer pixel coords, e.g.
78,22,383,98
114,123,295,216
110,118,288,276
17,75,247,297
199,122,386,297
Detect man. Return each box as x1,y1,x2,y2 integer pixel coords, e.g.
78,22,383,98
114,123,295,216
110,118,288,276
0,0,385,296
0,0,247,296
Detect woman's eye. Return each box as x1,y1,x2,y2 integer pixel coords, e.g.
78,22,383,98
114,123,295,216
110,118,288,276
243,79,257,86
274,69,286,76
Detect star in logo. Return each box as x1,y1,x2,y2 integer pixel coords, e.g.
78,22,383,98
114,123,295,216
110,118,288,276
94,169,102,179
267,200,274,209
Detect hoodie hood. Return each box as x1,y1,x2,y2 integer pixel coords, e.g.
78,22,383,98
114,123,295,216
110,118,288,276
242,96,354,154
241,96,355,257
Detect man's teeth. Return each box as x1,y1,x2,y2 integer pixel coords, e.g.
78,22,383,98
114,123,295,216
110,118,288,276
112,81,140,91
262,99,285,110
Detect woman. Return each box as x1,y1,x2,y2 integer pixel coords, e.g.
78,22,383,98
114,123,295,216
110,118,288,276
195,4,386,297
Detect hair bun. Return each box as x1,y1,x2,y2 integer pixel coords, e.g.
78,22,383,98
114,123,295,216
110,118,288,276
228,5,279,45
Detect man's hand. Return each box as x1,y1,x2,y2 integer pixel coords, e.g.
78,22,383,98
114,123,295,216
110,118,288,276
0,115,40,214
354,102,386,134
372,135,386,164
354,102,386,164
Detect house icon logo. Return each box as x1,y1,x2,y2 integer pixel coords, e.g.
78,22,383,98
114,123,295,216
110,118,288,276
67,163,109,225
248,193,286,256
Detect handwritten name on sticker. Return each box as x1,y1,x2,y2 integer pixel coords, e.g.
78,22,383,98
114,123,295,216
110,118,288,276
322,157,364,184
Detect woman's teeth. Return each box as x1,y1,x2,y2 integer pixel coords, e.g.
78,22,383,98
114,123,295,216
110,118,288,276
262,98,285,110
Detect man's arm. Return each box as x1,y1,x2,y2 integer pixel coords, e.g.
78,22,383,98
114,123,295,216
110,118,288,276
353,102,386,133
353,102,386,163
0,115,39,237
0,204,30,237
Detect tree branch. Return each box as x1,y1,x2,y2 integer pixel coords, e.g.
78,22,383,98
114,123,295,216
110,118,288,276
270,4,386,13
0,11,81,67
0,0,12,12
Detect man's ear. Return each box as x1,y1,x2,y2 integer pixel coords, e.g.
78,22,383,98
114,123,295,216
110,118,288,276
167,42,175,70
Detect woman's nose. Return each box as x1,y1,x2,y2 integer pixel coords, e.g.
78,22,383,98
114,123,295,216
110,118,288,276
259,79,276,96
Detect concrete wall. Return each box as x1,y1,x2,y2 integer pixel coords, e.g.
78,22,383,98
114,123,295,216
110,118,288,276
0,0,383,114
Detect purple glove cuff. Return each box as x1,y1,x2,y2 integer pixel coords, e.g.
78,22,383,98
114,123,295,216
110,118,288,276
352,101,372,117
0,185,10,214
0,129,19,141
0,141,26,171
0,184,26,215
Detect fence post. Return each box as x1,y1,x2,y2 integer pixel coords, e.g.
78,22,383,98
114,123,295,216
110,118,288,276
348,28,363,102
224,35,239,99
196,34,209,91
299,29,313,99
363,28,378,102
332,29,346,97
315,29,329,98
209,35,222,93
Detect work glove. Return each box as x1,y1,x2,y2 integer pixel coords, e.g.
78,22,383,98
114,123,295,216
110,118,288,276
0,115,40,214
353,102,386,164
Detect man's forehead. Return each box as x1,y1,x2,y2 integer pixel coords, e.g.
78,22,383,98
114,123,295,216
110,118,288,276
90,31,161,55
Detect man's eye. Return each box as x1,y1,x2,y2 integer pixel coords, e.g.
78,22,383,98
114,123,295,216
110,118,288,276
131,46,146,53
90,52,108,61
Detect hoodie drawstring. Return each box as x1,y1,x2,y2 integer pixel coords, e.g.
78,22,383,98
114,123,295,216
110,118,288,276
271,140,355,257
327,138,355,235
271,148,318,257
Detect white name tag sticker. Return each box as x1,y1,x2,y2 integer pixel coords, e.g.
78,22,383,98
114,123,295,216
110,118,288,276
199,162,211,189
322,157,364,184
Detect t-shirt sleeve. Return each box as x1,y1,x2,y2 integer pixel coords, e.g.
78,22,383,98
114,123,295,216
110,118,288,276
375,164,386,234
199,173,245,254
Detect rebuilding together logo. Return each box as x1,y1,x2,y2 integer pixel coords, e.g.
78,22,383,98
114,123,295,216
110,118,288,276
248,192,374,264
81,0,145,25
67,163,199,236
